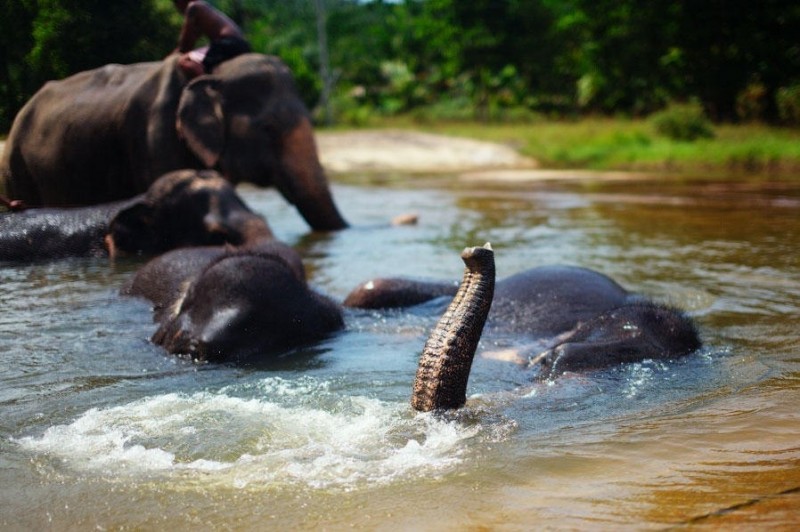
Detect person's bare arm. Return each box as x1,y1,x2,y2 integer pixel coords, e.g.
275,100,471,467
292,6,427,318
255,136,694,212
176,1,244,53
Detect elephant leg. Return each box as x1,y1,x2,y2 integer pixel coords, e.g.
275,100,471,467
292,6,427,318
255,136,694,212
412,243,495,412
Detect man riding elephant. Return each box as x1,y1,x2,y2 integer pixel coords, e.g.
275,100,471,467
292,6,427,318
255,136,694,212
0,48,347,231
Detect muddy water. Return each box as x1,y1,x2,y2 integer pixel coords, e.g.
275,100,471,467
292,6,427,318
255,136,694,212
1,177,798,529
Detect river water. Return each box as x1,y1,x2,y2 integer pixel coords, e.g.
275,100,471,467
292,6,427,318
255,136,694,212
1,176,798,529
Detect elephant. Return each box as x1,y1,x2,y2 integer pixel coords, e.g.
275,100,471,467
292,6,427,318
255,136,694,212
0,169,273,262
344,244,702,412
0,53,347,231
123,240,344,363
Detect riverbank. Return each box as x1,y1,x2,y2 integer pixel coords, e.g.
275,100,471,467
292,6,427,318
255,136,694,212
316,119,800,182
3,118,799,194
315,129,662,183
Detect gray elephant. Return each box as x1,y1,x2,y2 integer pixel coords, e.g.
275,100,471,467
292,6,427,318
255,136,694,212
344,244,702,412
0,54,347,231
0,169,273,262
123,240,343,363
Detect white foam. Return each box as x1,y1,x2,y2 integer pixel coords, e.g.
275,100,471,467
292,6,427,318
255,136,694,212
16,377,494,490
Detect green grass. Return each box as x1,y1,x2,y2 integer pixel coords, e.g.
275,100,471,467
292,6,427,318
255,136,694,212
338,116,800,179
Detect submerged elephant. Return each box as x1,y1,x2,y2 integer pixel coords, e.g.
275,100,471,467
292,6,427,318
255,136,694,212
0,54,347,231
345,244,702,412
0,169,273,262
123,241,343,363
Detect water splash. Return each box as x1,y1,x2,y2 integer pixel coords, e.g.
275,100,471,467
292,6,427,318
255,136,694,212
15,376,511,491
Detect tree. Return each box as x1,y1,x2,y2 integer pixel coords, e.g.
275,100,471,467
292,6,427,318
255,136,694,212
677,0,800,121
27,0,177,79
0,0,36,131
1,0,177,131
554,0,685,115
4,0,799,129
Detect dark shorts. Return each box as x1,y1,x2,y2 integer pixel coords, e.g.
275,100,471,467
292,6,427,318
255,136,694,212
202,36,251,73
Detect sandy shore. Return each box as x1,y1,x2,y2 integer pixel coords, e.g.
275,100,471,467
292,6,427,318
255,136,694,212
315,129,537,174
315,130,658,182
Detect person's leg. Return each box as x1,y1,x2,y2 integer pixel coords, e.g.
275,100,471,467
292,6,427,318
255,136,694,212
178,53,205,79
202,37,251,73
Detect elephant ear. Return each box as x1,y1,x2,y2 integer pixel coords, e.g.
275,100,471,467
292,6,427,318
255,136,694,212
107,202,157,255
177,77,225,168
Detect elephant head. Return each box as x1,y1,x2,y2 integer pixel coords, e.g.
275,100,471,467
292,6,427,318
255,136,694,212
175,54,348,231
107,169,273,256
0,169,274,262
150,248,344,363
532,302,701,378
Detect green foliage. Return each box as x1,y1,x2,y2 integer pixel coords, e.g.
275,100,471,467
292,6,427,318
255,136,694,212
736,81,768,122
240,0,322,109
0,0,176,131
776,84,800,126
0,0,36,131
325,88,375,126
27,0,177,78
559,0,685,115
650,101,715,141
410,97,476,123
3,0,800,132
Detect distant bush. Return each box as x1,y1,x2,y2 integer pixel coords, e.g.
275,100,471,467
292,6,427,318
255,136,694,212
410,98,543,124
488,105,543,124
323,89,375,126
411,97,476,123
736,81,767,122
650,101,714,141
776,84,800,126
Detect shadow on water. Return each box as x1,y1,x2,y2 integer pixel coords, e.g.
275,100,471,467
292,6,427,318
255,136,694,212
232,345,334,372
1,178,799,529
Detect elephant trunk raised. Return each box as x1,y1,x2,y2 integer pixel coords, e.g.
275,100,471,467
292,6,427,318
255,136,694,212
412,243,495,412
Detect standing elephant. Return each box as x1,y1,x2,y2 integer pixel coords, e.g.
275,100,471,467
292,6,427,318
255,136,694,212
0,169,273,262
0,54,347,231
123,241,343,363
344,244,702,411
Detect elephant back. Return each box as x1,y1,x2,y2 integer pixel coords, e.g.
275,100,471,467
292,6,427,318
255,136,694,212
490,265,631,336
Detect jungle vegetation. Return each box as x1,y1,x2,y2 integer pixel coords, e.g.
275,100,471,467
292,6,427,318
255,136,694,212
2,0,799,173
